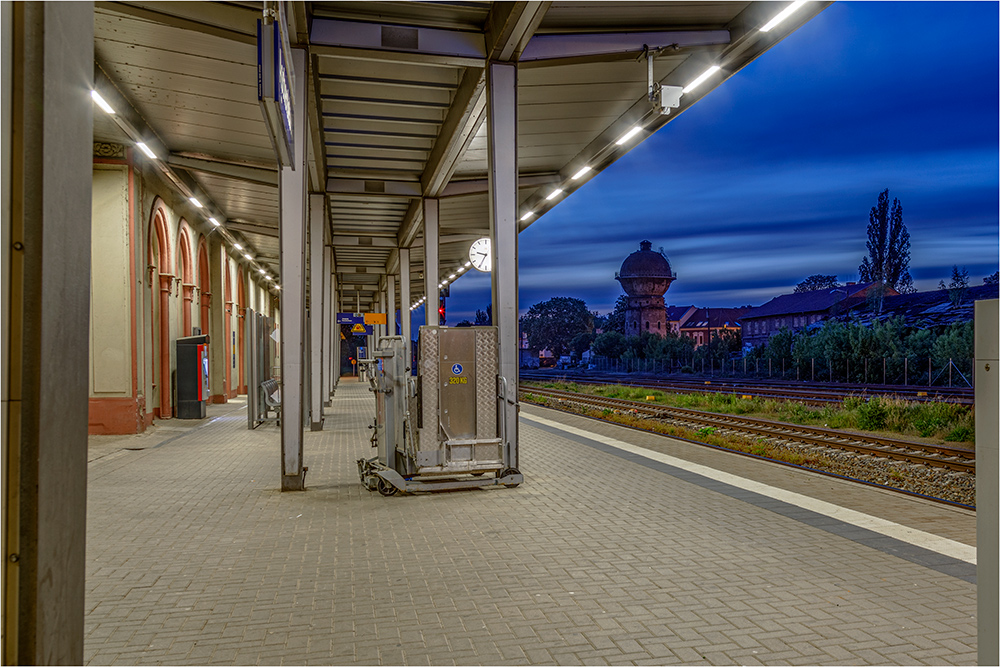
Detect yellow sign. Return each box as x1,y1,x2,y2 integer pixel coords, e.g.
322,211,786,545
448,377,468,385
364,312,387,325
340,332,346,340
351,323,368,333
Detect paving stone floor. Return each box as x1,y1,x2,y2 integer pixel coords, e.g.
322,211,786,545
84,379,977,665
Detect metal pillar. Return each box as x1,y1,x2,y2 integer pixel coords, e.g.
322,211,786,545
3,3,93,662
330,265,339,386
976,299,999,666
423,198,439,327
323,244,334,403
400,247,412,360
486,61,519,470
278,47,307,491
387,273,396,338
308,193,324,430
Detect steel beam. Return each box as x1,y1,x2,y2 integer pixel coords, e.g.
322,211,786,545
400,248,412,352
519,30,730,62
309,193,325,430
423,198,439,326
323,244,334,403
167,153,278,187
279,48,308,491
486,61,519,470
310,18,486,64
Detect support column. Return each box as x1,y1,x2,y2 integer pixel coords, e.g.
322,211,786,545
486,61,519,470
423,198,439,327
400,247,412,362
158,274,173,418
3,3,93,662
278,47,307,491
323,244,333,403
976,299,999,666
330,261,339,388
308,193,324,430
387,273,396,338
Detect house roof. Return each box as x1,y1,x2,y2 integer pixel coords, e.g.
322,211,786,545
666,305,695,321
680,307,751,330
743,283,877,320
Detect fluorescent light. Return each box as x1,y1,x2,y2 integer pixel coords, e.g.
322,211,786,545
265,276,272,281
682,65,721,94
760,0,807,32
234,243,243,250
259,269,266,274
209,217,220,227
135,142,157,159
545,189,564,201
90,90,115,115
571,166,592,180
189,197,203,208
449,274,456,280
464,261,472,268
615,126,642,145
457,266,465,273
244,253,252,260
520,211,535,221
275,285,281,291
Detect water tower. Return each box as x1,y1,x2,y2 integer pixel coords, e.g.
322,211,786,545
615,240,676,336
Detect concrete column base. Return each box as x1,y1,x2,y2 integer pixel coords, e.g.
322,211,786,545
310,420,324,432
281,473,306,491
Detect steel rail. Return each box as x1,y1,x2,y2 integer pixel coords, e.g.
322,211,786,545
519,370,974,406
520,386,976,474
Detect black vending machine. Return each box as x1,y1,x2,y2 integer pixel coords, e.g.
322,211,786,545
176,334,210,419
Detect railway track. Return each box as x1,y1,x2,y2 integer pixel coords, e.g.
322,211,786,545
520,385,976,475
519,370,974,407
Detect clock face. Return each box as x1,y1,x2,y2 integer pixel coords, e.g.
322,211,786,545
469,237,492,272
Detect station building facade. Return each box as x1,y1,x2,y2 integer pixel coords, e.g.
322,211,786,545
89,142,278,435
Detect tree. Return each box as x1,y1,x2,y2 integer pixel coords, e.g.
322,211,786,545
519,296,594,357
475,305,492,325
794,274,841,293
938,265,970,306
858,189,914,311
984,270,999,286
591,331,628,358
602,295,629,334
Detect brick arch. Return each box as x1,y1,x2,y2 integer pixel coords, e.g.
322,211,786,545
197,238,210,338
237,266,246,394
147,198,173,419
178,225,194,336
224,257,234,397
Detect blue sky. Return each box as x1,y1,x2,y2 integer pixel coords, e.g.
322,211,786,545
429,1,999,326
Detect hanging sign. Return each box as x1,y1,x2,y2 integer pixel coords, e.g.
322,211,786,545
351,323,373,335
257,10,294,166
364,313,387,325
337,312,364,325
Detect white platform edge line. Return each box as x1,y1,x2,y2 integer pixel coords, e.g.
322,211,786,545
522,413,977,565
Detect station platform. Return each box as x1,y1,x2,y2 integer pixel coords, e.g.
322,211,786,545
84,378,977,665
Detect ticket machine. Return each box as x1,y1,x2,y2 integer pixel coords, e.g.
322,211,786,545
176,334,210,419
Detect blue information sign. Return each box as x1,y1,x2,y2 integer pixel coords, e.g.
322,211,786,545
337,312,364,325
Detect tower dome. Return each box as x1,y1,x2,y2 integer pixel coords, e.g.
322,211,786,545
616,240,674,296
615,241,676,336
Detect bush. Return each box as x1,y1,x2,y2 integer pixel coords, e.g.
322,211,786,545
857,397,888,430
945,426,974,442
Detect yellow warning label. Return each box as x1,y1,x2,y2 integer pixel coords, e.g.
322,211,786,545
448,377,468,385
351,323,368,333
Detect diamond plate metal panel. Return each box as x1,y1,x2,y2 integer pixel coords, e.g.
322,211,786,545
418,326,439,451
475,326,499,439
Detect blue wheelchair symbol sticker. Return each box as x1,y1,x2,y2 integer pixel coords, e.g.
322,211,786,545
452,363,463,375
